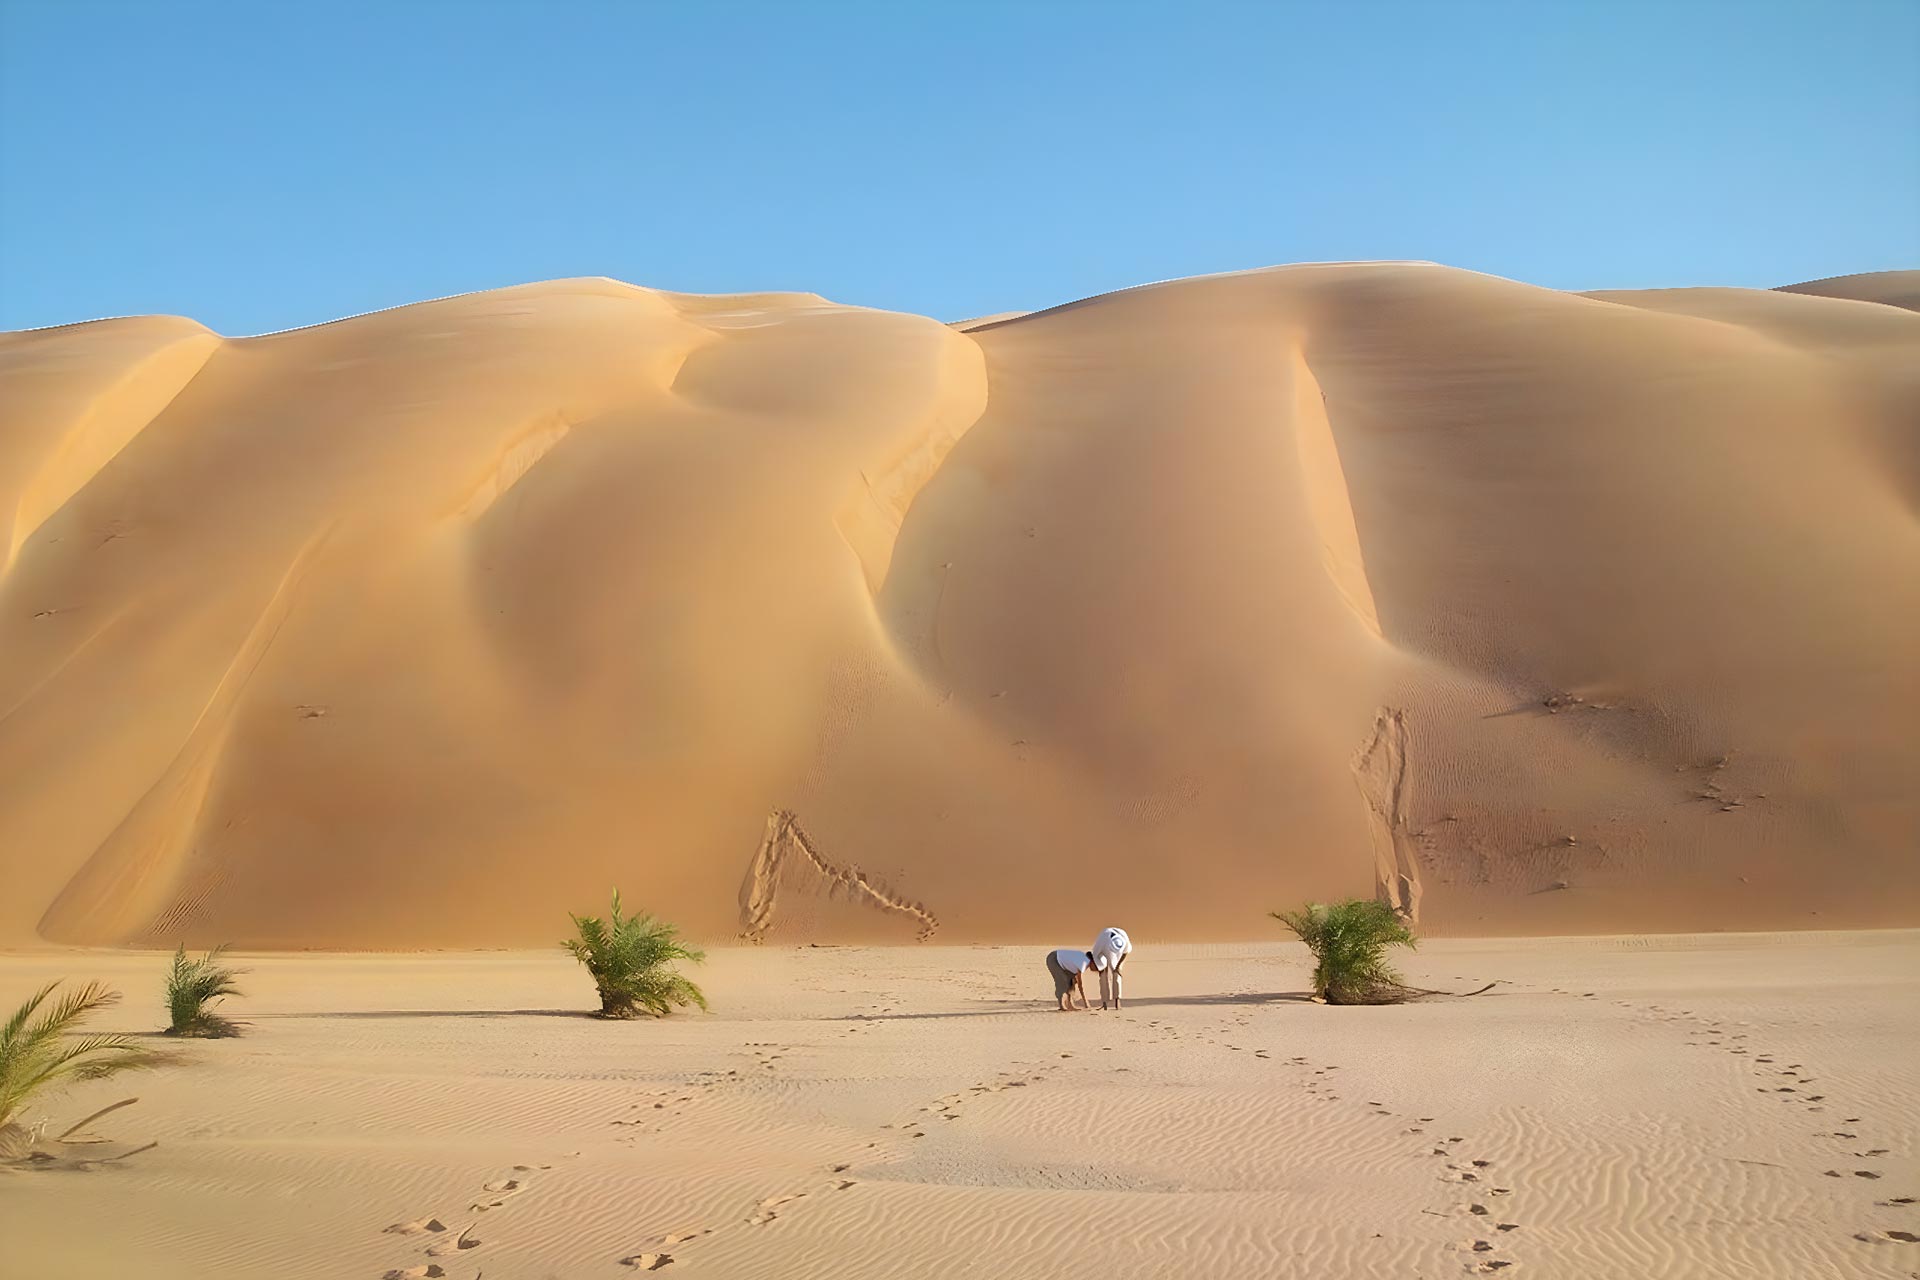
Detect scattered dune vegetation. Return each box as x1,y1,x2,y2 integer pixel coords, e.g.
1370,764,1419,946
164,945,245,1037
1274,899,1419,1005
565,893,709,1018
0,982,163,1142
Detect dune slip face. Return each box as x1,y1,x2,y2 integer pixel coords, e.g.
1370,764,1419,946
0,266,1916,947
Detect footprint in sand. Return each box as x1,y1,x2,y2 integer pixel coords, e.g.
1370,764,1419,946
1854,1230,1919,1245
620,1253,675,1270
383,1218,448,1236
382,1268,446,1280
472,1172,530,1211
424,1225,480,1257
748,1192,806,1226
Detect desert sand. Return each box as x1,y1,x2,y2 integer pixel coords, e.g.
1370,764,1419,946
0,264,1915,948
1,933,1917,1278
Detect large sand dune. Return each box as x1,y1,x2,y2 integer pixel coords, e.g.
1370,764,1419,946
1,265,1915,947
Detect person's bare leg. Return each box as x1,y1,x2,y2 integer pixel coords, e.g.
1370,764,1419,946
1112,958,1124,1010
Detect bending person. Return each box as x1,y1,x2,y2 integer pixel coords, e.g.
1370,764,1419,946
1091,926,1132,1009
1045,947,1094,1011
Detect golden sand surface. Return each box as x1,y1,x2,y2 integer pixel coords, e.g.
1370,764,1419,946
2,266,1915,947
2,933,1917,1278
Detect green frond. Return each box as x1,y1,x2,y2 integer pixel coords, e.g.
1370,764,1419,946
1273,898,1417,1005
165,945,246,1037
563,891,709,1018
0,982,59,1053
0,981,166,1131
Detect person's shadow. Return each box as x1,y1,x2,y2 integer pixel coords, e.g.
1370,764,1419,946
835,991,1317,1021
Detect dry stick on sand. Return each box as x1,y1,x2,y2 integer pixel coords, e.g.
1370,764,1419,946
55,1096,140,1142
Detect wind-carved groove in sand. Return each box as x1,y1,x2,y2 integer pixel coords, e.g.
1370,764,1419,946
739,809,938,942
37,528,333,943
454,410,575,522
1354,707,1423,923
1289,346,1383,640
835,336,989,598
3,330,221,575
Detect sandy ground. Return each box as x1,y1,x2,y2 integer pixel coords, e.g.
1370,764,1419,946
2,933,1917,1279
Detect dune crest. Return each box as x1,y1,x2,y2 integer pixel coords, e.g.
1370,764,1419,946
0,265,1915,946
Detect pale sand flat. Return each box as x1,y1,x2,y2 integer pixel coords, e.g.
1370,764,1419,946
0,934,1915,1278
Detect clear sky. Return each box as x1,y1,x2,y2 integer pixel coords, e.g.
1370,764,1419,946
2,0,1915,335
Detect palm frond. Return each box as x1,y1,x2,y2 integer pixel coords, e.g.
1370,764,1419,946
165,944,246,1037
1,982,58,1052
1272,898,1417,1005
563,891,708,1018
0,981,167,1131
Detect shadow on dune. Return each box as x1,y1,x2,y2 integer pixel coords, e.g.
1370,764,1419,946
273,1008,596,1020
258,992,1321,1023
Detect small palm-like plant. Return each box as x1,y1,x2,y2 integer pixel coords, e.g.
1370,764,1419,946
1273,898,1417,1005
165,945,245,1037
564,892,708,1018
1,982,165,1132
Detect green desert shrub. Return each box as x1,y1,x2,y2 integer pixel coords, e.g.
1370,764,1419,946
165,945,245,1037
1273,898,1417,1005
1,982,165,1132
564,891,708,1018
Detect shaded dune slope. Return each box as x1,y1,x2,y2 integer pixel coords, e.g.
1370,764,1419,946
0,266,1914,946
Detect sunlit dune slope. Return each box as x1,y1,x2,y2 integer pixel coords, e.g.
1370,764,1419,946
1,265,1914,946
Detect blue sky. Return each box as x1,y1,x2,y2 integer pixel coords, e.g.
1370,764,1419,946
2,1,1915,335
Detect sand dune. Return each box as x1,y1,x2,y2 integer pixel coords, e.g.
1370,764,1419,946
0,265,1915,947
1777,269,1920,312
1,936,1915,1278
